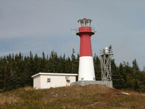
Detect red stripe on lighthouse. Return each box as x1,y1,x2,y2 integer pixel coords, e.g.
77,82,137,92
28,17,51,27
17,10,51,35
80,33,93,57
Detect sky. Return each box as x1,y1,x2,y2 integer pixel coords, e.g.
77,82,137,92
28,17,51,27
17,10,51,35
0,0,145,70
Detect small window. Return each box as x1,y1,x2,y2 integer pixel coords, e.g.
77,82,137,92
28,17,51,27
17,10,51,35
47,78,51,82
67,80,70,83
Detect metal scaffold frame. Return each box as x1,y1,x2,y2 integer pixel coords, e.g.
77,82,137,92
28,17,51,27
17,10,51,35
100,47,113,81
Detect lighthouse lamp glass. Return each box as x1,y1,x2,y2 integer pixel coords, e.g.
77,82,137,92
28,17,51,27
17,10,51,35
81,21,84,27
79,19,92,27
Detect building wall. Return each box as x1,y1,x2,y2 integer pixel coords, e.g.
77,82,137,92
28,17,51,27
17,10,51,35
33,75,40,89
40,75,76,89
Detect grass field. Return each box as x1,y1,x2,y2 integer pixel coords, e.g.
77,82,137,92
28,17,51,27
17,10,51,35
0,85,145,109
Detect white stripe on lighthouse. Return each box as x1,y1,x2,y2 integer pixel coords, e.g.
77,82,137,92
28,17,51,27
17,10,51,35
78,56,95,81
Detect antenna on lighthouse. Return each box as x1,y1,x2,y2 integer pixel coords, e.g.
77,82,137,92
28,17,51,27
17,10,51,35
71,27,79,33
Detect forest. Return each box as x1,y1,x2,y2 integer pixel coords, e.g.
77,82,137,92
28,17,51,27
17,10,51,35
0,45,145,93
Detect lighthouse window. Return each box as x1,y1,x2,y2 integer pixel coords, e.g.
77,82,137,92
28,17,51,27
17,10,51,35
85,22,89,26
81,22,84,26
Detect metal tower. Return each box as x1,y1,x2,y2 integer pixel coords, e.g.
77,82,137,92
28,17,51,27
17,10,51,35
100,47,112,81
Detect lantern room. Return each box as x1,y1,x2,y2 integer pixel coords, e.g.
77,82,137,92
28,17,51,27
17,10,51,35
76,18,95,35
78,18,92,27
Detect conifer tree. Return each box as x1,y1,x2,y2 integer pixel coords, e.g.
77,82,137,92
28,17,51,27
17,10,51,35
40,52,47,72
66,57,71,73
112,62,123,89
48,50,58,73
132,59,140,71
62,54,66,73
0,58,4,89
26,51,34,86
71,48,76,73
94,54,101,80
33,54,40,73
119,63,126,89
57,55,63,73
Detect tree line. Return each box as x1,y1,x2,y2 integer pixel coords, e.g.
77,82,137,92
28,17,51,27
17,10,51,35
0,46,145,93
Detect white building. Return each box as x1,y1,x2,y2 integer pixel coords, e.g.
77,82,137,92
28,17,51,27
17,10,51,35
31,72,78,89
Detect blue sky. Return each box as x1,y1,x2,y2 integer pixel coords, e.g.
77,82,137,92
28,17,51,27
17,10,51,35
0,0,145,70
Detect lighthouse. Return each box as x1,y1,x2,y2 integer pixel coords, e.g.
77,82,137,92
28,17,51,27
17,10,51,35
71,18,113,88
76,18,95,81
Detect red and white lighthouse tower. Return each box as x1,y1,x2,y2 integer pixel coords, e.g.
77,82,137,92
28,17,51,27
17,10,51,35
71,18,113,88
76,18,96,81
